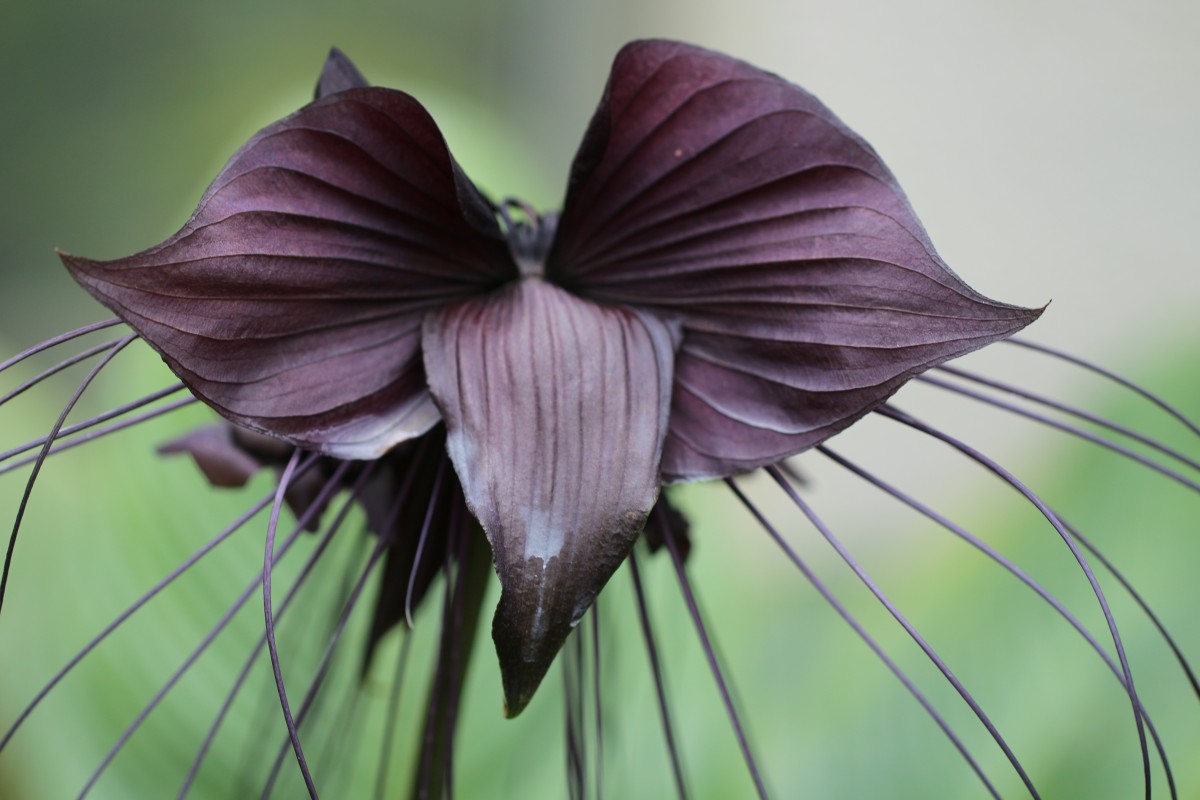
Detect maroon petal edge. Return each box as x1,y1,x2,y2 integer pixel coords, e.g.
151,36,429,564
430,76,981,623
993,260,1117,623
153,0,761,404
62,86,517,459
422,278,678,716
549,39,1043,480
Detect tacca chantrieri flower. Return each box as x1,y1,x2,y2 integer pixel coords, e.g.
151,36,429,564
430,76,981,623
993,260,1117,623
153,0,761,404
1,39,1196,800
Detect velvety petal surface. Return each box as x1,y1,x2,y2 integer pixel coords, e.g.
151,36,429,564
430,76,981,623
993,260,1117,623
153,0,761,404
63,87,517,458
422,278,678,715
548,39,1043,480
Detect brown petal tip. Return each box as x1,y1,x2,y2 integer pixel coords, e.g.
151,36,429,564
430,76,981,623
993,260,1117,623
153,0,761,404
495,607,558,718
492,570,597,718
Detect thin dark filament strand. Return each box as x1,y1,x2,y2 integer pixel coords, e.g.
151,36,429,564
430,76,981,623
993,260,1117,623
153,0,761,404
262,450,320,800
815,447,1177,797
564,630,586,800
415,564,455,800
0,339,121,406
441,501,473,800
227,471,356,792
574,628,587,800
1004,337,1200,438
418,500,463,800
261,527,390,800
439,501,473,800
416,487,463,800
765,465,1041,800
659,505,770,800
877,406,1153,800
917,375,1200,494
0,318,122,375
0,383,185,465
0,396,197,477
260,448,429,796
262,437,433,798
814,444,1153,699
374,632,415,800
77,452,325,799
405,456,448,629
933,364,1200,473
591,600,603,800
296,542,368,794
228,509,342,792
1,333,135,619
0,482,286,753
179,460,374,799
627,551,689,800
1061,514,1200,701
725,477,1001,800
318,674,365,796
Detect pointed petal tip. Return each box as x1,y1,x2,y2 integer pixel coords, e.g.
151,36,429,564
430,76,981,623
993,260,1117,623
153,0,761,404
56,249,99,281
498,660,544,719
501,686,531,720
496,647,556,719
315,46,369,98
493,592,572,719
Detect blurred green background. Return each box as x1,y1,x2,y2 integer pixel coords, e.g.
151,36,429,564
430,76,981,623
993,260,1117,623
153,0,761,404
1,1,1198,798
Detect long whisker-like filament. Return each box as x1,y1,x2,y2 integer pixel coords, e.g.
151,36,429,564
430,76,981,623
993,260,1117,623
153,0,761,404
261,518,390,799
1060,516,1200,700
405,456,448,629
917,375,1200,494
765,464,1041,799
725,476,1002,800
262,451,319,799
877,405,1154,799
591,599,604,800
77,453,326,798
0,396,197,477
414,557,455,800
1004,338,1200,437
658,505,770,800
439,503,482,800
414,494,488,800
0,383,186,465
814,446,1178,797
179,460,373,798
564,627,586,800
315,672,364,796
0,481,289,753
0,339,122,407
415,509,459,800
373,632,414,800
1,333,135,618
627,551,689,800
258,449,427,798
932,364,1200,473
0,319,122,375
814,445,1152,688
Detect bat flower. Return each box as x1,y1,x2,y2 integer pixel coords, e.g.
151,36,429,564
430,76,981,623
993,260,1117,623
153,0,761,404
55,38,1041,713
2,39,1198,800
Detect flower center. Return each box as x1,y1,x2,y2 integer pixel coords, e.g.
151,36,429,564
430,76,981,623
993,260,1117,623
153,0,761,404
498,198,558,278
